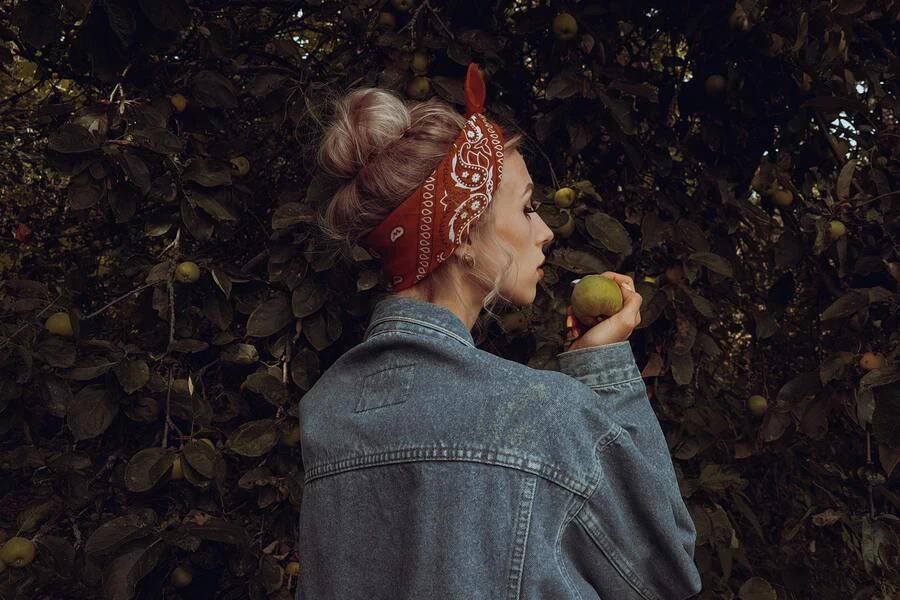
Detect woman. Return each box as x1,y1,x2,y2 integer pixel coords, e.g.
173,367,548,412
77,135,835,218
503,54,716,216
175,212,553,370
296,64,701,600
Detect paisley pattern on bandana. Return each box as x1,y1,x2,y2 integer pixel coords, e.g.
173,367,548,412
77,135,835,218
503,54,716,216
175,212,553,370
361,112,505,292
438,115,504,262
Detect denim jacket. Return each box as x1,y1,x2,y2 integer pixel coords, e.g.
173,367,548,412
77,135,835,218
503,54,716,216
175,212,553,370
297,295,701,600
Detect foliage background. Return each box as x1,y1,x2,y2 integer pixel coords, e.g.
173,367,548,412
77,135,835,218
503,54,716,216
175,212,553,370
0,0,898,598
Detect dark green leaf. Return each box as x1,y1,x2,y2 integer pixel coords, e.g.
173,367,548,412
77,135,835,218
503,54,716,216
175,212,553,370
182,440,216,479
130,129,183,154
246,295,292,337
124,448,177,493
836,159,856,201
49,124,102,154
545,70,583,100
243,372,289,407
291,280,327,318
105,0,136,48
37,336,77,369
120,152,151,195
227,419,279,457
584,212,632,255
183,158,232,187
191,70,237,108
113,359,150,394
193,191,239,221
431,76,466,106
137,0,189,31
738,576,777,600
597,89,635,135
776,371,822,408
272,202,316,230
220,343,260,365
671,351,693,385
259,554,284,594
820,290,869,320
67,384,118,441
290,347,321,391
689,252,734,278
85,511,157,558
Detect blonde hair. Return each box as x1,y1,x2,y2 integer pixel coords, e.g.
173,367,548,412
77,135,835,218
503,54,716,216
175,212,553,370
315,86,526,332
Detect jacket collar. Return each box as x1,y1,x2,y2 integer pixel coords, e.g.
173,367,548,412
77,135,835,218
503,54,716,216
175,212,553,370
363,294,475,348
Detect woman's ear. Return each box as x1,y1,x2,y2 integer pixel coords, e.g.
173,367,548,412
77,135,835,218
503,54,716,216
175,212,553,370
452,239,475,262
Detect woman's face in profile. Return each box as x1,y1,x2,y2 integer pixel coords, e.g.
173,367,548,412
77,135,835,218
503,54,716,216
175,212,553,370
490,151,554,305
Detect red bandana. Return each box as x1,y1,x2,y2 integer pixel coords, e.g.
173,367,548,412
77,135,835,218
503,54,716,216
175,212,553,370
360,63,506,292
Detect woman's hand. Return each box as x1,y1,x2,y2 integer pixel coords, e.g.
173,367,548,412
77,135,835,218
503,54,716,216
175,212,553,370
564,271,642,351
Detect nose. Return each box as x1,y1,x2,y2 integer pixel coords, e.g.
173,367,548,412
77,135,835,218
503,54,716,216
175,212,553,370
540,218,554,247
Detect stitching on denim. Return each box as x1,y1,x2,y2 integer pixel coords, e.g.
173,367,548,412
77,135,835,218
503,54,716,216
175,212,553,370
365,362,418,376
553,434,609,600
573,509,662,600
555,341,630,357
506,475,536,600
594,423,625,454
554,488,585,600
366,316,474,347
367,327,474,349
304,446,594,496
355,363,416,413
588,375,645,389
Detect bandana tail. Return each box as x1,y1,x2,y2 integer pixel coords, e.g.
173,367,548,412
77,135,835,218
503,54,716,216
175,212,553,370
464,63,486,118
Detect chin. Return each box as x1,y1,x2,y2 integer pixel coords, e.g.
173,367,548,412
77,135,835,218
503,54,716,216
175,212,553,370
499,271,540,306
505,285,538,306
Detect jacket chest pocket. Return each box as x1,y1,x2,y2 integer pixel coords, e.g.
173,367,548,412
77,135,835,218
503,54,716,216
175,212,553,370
355,363,416,413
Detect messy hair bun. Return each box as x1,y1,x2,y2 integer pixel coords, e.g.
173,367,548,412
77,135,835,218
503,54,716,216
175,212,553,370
317,86,522,249
315,85,524,315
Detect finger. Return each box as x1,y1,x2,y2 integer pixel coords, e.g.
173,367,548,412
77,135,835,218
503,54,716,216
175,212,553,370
566,307,581,338
600,271,635,292
621,285,642,307
617,287,643,322
573,312,598,327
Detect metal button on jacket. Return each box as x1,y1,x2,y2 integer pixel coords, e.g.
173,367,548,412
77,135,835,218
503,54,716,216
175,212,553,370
296,295,701,600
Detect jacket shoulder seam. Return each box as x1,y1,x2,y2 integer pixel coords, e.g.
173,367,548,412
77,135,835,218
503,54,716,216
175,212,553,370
303,445,594,496
366,318,474,347
505,475,537,600
572,507,664,600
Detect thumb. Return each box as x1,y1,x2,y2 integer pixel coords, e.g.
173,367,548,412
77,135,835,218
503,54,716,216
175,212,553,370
614,285,642,324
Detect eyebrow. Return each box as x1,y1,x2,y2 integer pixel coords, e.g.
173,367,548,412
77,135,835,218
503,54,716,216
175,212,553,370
522,182,534,198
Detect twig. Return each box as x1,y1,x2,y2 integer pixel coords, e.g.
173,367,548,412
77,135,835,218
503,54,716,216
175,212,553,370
814,112,866,197
666,33,697,129
0,79,44,107
240,249,270,275
163,367,173,449
87,451,124,486
195,358,221,378
168,275,176,346
424,0,455,40
853,190,900,207
398,0,429,39
864,423,877,518
82,281,156,320
283,336,291,386
0,293,64,351
519,129,559,189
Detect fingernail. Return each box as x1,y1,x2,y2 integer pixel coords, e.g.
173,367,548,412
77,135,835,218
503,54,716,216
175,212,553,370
571,278,582,286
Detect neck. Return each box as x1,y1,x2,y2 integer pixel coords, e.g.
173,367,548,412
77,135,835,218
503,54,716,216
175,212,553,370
393,275,484,332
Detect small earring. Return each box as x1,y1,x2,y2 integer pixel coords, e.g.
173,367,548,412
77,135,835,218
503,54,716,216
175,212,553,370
463,253,475,268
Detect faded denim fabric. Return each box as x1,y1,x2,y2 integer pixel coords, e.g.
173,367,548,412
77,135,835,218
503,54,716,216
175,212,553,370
297,295,701,600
